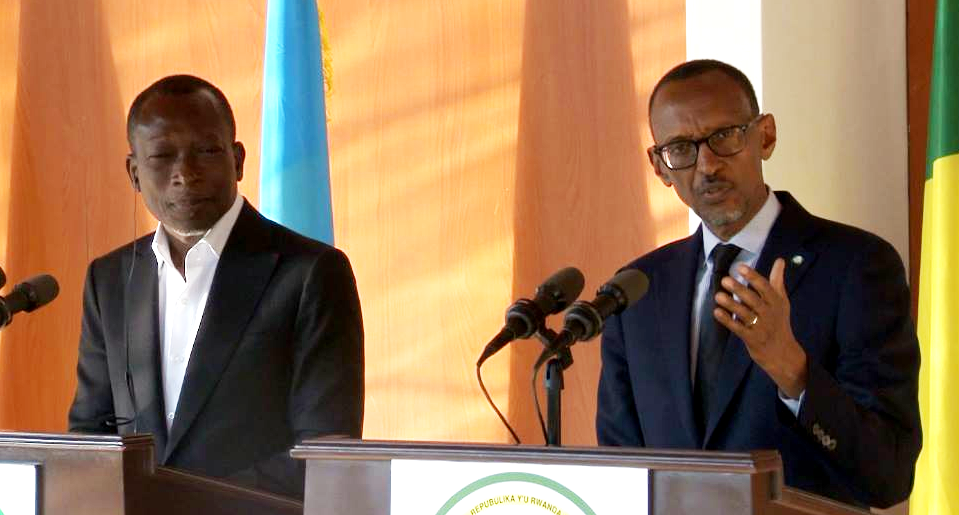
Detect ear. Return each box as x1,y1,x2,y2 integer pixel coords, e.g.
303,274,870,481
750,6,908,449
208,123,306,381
758,113,777,160
126,154,141,192
232,141,246,183
647,146,673,187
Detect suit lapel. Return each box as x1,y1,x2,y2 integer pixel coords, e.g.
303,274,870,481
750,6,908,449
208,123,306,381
125,241,168,457
164,204,279,460
755,192,818,296
702,191,818,446
653,230,702,448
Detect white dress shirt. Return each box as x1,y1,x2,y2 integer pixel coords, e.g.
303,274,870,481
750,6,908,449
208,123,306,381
690,190,805,416
152,194,244,431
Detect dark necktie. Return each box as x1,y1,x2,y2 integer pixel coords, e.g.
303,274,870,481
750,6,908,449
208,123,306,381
693,243,741,441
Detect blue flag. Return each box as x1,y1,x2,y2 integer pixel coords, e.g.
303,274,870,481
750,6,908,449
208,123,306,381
260,0,334,244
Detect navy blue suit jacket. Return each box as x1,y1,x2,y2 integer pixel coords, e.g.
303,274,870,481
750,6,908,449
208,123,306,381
597,191,921,508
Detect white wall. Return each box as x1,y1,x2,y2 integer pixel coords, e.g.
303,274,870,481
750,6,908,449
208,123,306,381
686,0,764,98
685,0,909,270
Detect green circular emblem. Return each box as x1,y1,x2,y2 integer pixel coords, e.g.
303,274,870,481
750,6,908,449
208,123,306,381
434,471,597,515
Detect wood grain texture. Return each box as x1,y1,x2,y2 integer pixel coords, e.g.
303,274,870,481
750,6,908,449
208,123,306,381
508,0,686,444
323,0,686,444
321,0,526,441
907,0,935,316
0,0,267,430
0,0,688,445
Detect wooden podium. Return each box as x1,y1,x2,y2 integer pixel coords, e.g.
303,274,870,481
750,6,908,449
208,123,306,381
0,433,873,514
0,431,301,515
292,439,871,515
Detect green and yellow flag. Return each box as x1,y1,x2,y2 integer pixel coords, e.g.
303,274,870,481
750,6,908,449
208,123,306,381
914,0,959,513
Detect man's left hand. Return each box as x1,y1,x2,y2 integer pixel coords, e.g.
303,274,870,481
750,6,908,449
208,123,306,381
713,257,808,398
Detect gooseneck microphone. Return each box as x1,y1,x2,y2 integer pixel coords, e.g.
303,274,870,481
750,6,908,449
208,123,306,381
535,268,649,368
0,274,60,328
477,266,585,366
476,266,585,444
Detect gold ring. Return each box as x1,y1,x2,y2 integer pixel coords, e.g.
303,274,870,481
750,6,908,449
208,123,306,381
747,315,759,327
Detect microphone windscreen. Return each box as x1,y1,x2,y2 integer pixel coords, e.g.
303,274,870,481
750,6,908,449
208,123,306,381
606,269,649,308
17,274,60,311
539,266,586,311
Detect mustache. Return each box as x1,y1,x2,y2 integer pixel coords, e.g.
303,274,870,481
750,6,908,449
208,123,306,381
694,178,732,195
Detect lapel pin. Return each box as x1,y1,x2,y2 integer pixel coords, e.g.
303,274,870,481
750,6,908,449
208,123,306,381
791,255,804,266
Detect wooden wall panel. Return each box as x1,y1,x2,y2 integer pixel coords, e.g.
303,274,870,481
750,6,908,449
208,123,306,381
508,0,686,444
322,0,525,441
0,0,687,445
0,0,19,285
325,0,686,443
907,0,936,314
0,0,133,430
0,0,267,430
0,0,20,428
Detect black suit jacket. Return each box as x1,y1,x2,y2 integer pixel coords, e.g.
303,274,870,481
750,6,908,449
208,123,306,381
69,201,364,499
597,191,921,508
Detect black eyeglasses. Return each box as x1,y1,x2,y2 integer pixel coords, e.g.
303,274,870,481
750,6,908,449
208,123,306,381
652,116,763,170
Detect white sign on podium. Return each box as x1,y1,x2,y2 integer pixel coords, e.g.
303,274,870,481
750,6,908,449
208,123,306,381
391,459,648,515
0,462,37,515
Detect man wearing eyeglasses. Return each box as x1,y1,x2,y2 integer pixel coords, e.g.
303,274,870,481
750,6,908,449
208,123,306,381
596,59,921,509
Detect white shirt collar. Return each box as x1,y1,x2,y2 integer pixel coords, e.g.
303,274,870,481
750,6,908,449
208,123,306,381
151,193,245,269
701,188,781,261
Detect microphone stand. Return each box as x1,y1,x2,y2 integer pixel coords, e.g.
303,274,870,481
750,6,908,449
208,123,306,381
535,328,574,446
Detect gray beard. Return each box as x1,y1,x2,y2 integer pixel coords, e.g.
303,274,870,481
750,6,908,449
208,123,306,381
703,207,746,229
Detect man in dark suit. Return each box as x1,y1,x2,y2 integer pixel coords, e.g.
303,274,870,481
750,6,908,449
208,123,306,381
68,75,364,499
596,60,921,508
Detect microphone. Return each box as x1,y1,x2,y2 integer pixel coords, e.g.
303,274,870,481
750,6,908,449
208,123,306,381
535,268,648,368
0,274,60,327
477,267,585,366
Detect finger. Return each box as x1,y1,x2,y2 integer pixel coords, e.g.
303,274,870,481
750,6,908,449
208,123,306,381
714,291,757,323
714,306,752,342
735,264,777,300
770,258,788,297
720,276,764,309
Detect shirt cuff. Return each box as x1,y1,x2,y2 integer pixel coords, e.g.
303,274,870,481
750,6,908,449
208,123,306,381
778,389,805,418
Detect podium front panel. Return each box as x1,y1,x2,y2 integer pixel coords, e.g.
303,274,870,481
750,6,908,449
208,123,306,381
0,432,303,515
294,439,852,515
